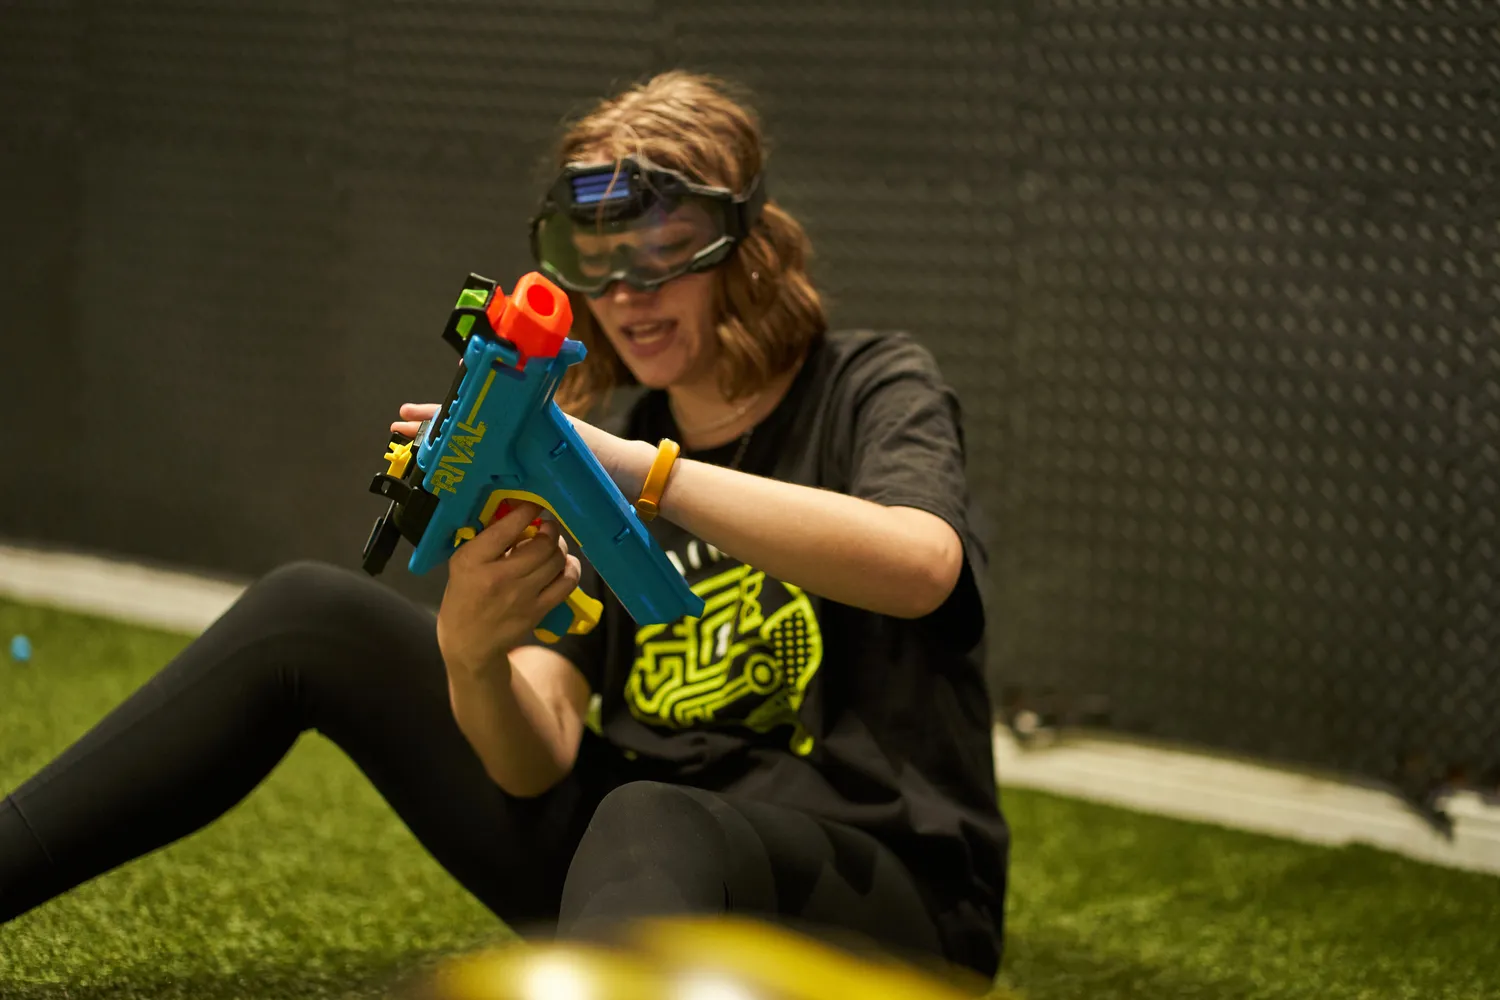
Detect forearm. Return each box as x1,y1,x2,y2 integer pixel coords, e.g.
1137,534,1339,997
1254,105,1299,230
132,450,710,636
446,657,579,797
622,441,960,618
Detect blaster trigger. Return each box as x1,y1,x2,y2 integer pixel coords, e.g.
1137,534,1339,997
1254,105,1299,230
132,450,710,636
492,498,545,540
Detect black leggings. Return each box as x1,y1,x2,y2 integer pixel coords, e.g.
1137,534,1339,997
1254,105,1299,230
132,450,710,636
1,562,951,968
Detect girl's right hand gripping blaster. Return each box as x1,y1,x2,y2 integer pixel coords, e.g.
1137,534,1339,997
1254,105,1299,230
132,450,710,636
361,271,705,643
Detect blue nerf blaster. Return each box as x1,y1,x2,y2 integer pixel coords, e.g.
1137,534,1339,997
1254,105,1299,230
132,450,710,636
363,271,704,642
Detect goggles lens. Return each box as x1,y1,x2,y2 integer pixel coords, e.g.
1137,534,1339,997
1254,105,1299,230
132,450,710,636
530,158,759,297
534,198,730,295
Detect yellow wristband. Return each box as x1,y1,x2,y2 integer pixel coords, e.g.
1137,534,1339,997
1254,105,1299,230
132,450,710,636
635,438,681,522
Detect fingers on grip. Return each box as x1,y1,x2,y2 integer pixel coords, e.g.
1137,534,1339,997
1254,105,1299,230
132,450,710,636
538,554,583,607
464,500,543,560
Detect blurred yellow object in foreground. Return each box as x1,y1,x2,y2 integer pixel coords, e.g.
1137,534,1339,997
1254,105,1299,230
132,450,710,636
435,943,665,1000
425,916,988,1000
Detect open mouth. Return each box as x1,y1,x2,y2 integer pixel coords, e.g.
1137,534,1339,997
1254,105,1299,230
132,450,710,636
621,319,676,344
619,319,678,357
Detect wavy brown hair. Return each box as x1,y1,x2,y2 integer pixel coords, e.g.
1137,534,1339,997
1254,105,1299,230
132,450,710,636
548,70,827,416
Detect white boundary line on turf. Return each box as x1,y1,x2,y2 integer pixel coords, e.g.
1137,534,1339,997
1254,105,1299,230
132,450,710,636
994,729,1500,876
0,543,247,635
2,541,1497,877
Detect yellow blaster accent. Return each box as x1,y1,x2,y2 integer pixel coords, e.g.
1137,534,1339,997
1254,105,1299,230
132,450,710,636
384,439,414,479
450,488,604,644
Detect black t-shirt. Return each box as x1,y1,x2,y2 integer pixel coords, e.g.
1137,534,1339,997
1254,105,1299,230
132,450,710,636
547,329,1007,972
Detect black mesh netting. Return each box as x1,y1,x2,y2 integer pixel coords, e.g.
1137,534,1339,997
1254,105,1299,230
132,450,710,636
0,0,1495,811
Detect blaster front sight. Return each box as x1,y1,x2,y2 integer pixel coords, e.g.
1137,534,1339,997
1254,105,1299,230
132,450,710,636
363,271,704,643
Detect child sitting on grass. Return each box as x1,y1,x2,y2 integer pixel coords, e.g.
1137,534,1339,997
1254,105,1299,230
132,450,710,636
0,69,1007,989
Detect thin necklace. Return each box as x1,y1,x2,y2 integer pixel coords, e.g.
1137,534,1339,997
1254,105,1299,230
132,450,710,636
670,391,763,437
728,428,754,471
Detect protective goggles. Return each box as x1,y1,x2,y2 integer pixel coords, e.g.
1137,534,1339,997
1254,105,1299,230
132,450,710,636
529,156,767,297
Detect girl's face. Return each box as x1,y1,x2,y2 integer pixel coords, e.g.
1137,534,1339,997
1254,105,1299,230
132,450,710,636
585,268,720,392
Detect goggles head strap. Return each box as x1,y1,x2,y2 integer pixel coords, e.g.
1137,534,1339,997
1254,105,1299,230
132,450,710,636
726,170,768,241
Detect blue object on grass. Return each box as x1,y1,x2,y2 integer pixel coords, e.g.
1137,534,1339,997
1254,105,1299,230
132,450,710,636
10,634,31,664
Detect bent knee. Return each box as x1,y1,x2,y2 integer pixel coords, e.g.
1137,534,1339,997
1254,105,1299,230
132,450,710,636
565,783,776,919
581,782,727,857
240,560,410,635
256,559,347,594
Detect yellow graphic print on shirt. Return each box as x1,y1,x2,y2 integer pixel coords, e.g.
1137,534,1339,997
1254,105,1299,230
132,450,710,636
626,560,823,755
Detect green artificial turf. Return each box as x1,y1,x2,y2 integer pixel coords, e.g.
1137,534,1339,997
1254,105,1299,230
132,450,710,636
2,596,1498,999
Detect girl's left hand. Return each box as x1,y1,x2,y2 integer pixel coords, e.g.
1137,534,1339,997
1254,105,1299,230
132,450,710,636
390,402,649,498
392,402,440,440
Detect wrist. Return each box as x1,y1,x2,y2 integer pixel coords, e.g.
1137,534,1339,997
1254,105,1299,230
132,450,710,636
620,438,659,500
444,647,514,684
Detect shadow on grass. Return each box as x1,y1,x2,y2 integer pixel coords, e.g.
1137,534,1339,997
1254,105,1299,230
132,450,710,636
0,954,443,1000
